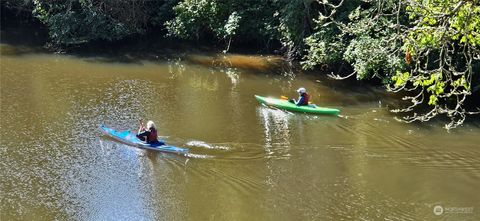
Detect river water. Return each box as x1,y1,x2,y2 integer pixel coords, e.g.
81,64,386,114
1,39,480,220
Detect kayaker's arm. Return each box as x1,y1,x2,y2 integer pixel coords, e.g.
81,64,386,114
138,119,146,133
296,96,305,106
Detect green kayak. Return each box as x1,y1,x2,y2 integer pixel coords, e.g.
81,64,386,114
254,95,340,115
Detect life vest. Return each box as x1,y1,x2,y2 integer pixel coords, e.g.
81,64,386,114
147,128,158,143
300,93,309,105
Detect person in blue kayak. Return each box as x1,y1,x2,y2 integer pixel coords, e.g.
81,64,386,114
137,120,160,144
289,87,310,106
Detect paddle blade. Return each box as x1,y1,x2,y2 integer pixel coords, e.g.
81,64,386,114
280,95,289,100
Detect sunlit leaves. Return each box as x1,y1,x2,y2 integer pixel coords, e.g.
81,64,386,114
165,0,222,39
392,71,410,87
396,0,480,128
223,12,241,38
428,94,438,105
405,0,480,56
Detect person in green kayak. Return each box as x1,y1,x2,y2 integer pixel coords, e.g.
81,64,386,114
137,119,161,144
290,87,310,106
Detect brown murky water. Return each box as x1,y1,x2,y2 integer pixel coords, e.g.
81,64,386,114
1,41,480,221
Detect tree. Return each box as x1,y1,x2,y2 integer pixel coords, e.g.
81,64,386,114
164,0,316,56
303,0,479,129
31,0,172,45
303,0,406,80
391,0,480,129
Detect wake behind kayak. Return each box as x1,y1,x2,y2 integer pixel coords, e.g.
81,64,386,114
254,95,340,115
100,125,189,155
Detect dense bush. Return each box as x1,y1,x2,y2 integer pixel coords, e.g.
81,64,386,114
30,0,176,45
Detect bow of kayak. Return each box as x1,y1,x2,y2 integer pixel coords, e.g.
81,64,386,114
99,125,189,154
254,95,340,115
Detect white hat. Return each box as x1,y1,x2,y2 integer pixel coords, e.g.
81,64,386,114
147,121,156,129
297,87,306,93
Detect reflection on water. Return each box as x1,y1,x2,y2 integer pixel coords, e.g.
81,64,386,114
185,54,286,73
1,43,480,220
258,107,292,159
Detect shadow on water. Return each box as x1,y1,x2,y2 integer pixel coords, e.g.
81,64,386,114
1,7,48,54
1,8,290,75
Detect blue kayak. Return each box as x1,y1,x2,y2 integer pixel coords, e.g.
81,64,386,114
100,125,189,154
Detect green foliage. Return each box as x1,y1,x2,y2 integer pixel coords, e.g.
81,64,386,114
391,0,480,128
223,12,241,38
391,71,410,88
31,0,173,45
344,36,403,80
301,29,344,69
165,0,314,55
165,0,224,40
302,0,405,80
400,0,479,96
302,0,358,69
405,0,480,53
274,0,314,57
33,1,123,44
165,0,275,42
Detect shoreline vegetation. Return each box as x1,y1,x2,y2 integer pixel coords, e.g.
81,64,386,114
1,0,479,130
